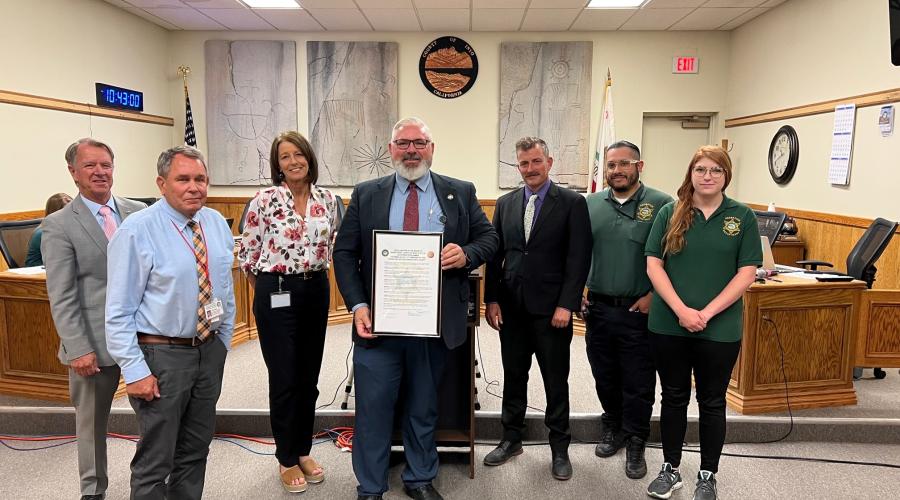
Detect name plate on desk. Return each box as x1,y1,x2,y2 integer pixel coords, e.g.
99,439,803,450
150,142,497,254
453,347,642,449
371,230,443,337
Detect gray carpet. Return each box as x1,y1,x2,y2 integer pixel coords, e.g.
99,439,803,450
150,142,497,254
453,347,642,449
2,437,899,499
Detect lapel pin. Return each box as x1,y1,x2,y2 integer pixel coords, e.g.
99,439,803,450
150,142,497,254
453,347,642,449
447,194,454,200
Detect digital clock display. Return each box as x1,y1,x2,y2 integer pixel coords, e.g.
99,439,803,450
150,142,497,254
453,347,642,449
95,83,143,112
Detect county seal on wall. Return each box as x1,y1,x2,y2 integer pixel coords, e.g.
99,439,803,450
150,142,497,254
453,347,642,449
419,36,478,99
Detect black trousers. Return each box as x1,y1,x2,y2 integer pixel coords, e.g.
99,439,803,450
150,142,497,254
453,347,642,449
499,308,573,453
584,299,656,440
649,333,741,473
253,272,330,467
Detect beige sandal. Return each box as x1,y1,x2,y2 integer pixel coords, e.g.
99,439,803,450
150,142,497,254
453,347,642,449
280,465,308,493
299,457,325,484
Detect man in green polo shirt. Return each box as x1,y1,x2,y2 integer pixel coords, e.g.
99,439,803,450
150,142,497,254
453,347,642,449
584,140,673,480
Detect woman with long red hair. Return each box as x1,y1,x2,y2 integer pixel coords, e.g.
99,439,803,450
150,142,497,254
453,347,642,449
643,146,762,500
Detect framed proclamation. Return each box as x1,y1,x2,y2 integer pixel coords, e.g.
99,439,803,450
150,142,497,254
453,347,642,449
372,231,443,337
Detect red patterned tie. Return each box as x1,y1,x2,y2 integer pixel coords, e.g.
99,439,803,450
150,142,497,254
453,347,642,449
403,182,418,231
187,220,213,343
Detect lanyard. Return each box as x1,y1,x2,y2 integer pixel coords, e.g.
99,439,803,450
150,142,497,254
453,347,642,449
172,220,211,282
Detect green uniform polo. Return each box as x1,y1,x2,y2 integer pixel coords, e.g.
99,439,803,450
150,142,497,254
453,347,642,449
644,196,763,342
586,184,674,297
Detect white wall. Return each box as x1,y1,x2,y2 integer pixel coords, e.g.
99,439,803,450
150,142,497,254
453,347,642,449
166,30,733,200
0,0,171,213
725,0,900,219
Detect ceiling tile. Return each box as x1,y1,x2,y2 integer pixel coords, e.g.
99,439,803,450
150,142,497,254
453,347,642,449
473,0,527,7
297,0,357,8
197,8,273,29
570,8,635,30
419,9,470,31
362,8,421,31
306,8,373,30
181,0,243,8
643,0,704,8
529,0,590,7
718,6,767,29
618,7,691,29
124,7,183,29
414,0,468,8
760,0,787,7
669,7,749,29
356,0,413,8
703,0,766,7
254,8,324,30
126,0,187,7
472,8,524,30
145,7,227,28
521,8,581,31
104,0,137,8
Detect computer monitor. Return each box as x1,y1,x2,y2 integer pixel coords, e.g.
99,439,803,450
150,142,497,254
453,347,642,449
753,210,787,248
846,217,898,287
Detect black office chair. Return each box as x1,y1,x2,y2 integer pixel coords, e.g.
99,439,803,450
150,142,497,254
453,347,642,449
334,195,345,234
753,210,787,247
797,217,899,379
125,196,157,206
0,219,43,269
237,198,253,235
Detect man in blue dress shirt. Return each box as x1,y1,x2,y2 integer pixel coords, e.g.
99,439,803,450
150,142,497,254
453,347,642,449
105,145,235,500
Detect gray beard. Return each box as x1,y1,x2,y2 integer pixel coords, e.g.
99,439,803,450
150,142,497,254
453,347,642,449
393,158,431,182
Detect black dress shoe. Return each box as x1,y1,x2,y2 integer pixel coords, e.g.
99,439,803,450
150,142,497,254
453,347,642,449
483,440,523,466
81,495,104,500
551,451,572,480
357,495,383,500
624,435,648,479
595,426,624,457
404,483,444,500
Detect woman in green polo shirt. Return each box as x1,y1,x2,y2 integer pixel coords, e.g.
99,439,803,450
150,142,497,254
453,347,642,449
643,145,762,500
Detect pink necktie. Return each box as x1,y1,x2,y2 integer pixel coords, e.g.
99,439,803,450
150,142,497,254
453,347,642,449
99,205,117,240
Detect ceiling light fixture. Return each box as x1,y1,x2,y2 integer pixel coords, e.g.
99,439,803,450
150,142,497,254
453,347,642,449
241,0,301,8
587,0,647,8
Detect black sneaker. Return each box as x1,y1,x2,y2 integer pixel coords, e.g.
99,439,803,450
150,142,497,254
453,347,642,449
595,426,624,457
647,463,683,499
693,470,717,500
624,436,648,479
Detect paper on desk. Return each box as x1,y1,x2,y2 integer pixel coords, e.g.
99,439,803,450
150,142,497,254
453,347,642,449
7,266,45,275
790,272,847,280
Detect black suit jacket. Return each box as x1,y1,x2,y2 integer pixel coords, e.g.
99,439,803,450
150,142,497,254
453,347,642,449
484,182,591,317
333,171,498,350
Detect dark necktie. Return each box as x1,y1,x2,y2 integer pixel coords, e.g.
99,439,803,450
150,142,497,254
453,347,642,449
403,182,419,231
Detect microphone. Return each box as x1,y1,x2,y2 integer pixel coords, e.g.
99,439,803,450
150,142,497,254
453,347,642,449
756,268,778,279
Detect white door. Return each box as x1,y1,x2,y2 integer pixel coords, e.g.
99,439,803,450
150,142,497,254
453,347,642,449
639,115,712,198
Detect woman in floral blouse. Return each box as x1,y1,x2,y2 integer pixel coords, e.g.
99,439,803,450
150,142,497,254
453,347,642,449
238,131,338,493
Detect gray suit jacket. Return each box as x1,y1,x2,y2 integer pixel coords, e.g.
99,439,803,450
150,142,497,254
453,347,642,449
42,195,145,366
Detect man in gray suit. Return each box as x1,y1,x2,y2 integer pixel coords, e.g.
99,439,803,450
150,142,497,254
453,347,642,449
42,138,146,500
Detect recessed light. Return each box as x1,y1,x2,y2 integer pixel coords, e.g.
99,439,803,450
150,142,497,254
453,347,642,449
587,0,647,8
241,0,301,8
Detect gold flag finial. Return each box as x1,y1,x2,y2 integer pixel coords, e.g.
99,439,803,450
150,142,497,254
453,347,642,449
177,65,191,96
606,68,612,86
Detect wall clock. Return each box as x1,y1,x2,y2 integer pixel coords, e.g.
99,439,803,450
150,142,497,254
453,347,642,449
768,125,799,184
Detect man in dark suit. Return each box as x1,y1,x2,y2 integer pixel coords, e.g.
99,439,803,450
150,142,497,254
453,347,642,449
42,138,146,500
483,136,591,480
333,117,498,500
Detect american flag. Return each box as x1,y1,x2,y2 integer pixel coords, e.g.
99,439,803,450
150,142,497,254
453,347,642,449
184,90,197,147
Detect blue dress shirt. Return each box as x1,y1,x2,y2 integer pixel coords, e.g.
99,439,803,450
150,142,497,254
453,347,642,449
522,179,551,232
389,172,445,233
105,198,236,383
81,196,123,228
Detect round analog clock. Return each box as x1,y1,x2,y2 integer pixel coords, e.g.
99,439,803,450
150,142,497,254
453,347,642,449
768,125,799,185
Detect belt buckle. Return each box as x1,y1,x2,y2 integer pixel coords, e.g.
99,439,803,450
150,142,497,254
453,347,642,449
302,271,312,280
191,336,203,347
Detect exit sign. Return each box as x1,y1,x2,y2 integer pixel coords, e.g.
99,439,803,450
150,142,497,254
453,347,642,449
672,56,699,74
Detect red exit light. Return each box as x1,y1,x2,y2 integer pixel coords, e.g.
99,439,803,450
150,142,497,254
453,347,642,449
672,56,699,74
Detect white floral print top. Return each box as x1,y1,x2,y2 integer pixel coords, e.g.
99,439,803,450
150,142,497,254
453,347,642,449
238,184,337,275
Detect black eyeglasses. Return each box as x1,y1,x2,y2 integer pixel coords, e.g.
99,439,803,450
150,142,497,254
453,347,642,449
393,139,431,150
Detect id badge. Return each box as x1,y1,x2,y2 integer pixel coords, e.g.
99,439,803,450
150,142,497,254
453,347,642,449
271,291,291,309
204,298,224,322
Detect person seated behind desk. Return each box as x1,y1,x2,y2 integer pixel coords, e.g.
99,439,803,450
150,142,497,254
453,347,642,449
25,192,72,267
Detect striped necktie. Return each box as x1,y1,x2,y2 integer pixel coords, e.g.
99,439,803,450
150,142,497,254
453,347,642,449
524,193,537,243
187,220,213,343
